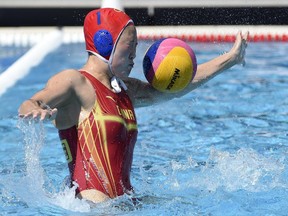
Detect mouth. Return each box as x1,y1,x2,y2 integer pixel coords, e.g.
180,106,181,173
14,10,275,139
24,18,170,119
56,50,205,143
128,63,134,70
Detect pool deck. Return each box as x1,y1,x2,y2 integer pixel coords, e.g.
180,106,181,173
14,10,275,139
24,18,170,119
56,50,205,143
0,26,287,46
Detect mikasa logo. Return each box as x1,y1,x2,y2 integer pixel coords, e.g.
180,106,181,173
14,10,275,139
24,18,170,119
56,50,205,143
166,68,180,90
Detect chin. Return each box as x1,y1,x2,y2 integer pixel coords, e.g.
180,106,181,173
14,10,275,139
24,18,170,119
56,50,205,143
115,70,131,79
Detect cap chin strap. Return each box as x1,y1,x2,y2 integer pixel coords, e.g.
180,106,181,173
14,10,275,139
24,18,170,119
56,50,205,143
108,63,127,93
88,51,109,63
110,76,127,93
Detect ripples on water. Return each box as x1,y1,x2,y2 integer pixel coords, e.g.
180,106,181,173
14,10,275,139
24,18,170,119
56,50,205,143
0,42,288,215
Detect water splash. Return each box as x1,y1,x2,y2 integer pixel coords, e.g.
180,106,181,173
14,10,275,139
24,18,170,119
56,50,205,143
12,119,157,214
13,119,91,213
49,183,91,213
175,148,287,193
2,118,286,215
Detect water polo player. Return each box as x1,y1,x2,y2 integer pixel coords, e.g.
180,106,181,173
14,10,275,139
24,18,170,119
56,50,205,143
18,8,248,203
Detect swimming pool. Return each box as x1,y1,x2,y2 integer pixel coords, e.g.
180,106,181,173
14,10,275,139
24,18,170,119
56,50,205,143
0,39,288,215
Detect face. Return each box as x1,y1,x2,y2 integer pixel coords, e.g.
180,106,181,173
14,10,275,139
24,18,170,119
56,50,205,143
111,25,137,78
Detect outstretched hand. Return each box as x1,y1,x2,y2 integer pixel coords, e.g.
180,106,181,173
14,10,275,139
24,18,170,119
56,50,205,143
229,31,249,66
19,107,58,121
182,30,249,95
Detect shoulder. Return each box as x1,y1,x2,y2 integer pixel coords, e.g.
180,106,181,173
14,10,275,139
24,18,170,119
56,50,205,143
42,69,91,103
48,69,87,88
53,69,83,82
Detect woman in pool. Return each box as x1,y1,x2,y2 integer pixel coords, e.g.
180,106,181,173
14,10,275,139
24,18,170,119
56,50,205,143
18,8,248,203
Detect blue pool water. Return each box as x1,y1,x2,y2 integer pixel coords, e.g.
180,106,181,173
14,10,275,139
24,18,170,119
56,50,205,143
0,39,288,215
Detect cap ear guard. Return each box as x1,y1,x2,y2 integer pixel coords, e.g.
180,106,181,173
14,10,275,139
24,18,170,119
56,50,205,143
93,30,113,57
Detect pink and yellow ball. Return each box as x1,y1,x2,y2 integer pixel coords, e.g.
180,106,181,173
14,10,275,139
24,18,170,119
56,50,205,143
143,38,197,93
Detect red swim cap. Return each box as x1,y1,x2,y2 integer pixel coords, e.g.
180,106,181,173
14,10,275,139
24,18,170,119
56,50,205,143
84,8,133,61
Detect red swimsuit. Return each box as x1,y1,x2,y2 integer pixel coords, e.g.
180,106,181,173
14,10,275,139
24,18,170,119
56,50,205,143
58,71,138,198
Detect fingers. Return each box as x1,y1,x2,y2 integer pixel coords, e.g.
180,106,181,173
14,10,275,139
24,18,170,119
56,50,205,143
240,31,249,48
242,31,249,41
18,108,57,121
40,110,48,121
242,31,249,52
236,30,248,42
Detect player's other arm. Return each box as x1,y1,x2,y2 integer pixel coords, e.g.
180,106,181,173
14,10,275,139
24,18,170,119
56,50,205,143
126,31,248,108
186,31,248,92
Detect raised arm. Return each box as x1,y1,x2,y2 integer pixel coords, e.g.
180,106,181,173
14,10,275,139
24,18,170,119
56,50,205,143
128,31,248,108
187,31,248,91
